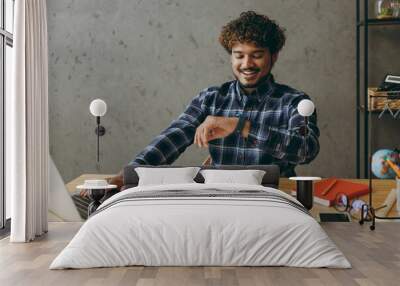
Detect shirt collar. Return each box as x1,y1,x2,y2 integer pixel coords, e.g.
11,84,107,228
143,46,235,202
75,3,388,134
235,74,276,103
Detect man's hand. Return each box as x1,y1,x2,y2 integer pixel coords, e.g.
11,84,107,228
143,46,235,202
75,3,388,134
194,116,239,147
107,172,124,188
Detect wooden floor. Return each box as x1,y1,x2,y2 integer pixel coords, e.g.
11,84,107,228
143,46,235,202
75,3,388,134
0,222,399,286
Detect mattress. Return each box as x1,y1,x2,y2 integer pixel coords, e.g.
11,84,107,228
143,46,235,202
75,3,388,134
50,183,351,269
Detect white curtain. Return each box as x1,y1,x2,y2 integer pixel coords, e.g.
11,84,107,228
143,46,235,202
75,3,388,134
8,0,49,242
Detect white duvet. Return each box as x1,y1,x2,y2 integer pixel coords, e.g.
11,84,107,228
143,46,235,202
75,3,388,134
50,183,351,269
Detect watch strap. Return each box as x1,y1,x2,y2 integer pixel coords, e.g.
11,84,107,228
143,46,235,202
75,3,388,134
235,114,247,135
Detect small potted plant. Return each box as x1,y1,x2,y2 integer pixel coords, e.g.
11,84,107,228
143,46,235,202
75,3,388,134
375,0,395,18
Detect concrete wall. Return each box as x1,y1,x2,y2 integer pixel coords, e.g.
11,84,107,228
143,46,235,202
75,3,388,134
47,0,400,182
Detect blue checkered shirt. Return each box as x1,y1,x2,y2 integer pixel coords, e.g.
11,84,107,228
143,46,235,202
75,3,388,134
131,75,320,176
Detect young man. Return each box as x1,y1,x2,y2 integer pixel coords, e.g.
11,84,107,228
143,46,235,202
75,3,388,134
103,11,320,190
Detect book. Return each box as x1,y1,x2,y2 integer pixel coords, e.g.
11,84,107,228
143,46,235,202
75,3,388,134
291,178,370,207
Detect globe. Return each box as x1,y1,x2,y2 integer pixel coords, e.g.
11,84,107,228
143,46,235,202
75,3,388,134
371,149,399,179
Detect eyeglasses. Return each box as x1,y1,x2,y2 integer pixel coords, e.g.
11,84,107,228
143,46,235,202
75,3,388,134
333,193,371,221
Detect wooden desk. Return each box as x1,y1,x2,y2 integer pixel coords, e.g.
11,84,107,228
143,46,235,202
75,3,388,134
67,175,399,219
279,178,399,218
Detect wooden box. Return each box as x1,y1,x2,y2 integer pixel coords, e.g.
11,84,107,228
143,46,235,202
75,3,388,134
368,88,400,111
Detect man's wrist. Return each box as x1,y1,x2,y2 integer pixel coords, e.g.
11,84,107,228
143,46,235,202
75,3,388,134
204,115,249,137
213,116,239,132
241,120,250,138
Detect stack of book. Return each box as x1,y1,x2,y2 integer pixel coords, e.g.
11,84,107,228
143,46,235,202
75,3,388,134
291,178,370,207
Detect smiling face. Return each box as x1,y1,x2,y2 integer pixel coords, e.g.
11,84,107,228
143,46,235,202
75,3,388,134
231,42,277,89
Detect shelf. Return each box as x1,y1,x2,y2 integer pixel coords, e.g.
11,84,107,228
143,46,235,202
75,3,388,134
358,18,400,26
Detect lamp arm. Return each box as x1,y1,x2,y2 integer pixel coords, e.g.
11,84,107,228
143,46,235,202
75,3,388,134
299,117,309,137
97,117,100,162
303,117,308,163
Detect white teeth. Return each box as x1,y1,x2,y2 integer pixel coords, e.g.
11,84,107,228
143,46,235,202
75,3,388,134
242,71,257,75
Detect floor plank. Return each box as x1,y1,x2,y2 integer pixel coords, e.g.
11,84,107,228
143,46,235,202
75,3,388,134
0,222,399,286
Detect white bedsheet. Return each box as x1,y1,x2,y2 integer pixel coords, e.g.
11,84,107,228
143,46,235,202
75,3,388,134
50,183,351,269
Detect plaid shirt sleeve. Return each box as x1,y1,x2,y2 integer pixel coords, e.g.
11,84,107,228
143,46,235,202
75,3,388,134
130,90,210,165
247,94,320,165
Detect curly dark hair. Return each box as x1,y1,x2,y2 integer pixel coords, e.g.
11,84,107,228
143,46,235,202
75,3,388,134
219,11,286,54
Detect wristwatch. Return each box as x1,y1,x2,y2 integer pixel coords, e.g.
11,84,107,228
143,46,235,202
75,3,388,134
235,113,247,135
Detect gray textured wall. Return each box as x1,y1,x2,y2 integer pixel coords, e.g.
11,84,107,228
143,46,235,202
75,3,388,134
47,0,400,182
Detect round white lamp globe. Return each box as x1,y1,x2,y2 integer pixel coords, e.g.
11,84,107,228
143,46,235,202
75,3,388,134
297,99,315,117
89,99,107,117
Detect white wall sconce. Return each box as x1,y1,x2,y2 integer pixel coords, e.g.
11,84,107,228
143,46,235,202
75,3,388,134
89,99,107,162
290,99,320,210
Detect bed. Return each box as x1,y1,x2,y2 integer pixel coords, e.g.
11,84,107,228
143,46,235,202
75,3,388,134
50,165,351,269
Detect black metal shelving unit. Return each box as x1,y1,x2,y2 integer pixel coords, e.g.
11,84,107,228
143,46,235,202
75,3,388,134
356,0,400,230
356,1,400,178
